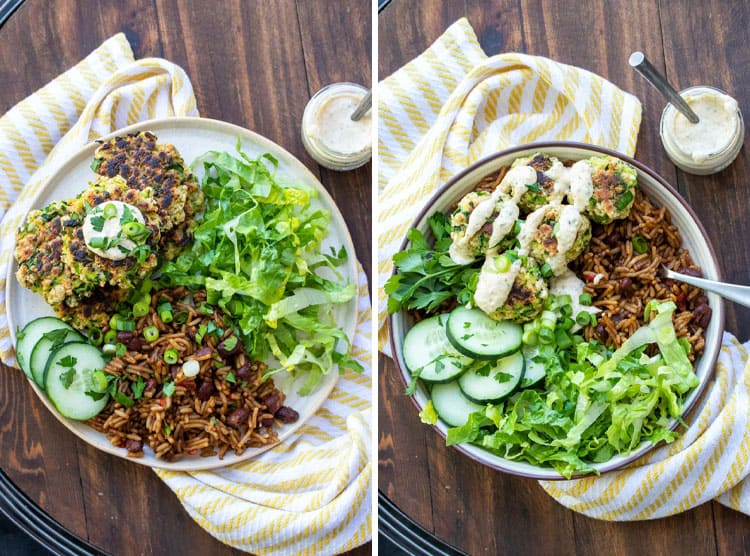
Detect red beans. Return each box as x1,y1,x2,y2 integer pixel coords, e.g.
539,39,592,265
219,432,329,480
196,381,214,401
263,394,281,415
276,407,299,424
226,407,250,428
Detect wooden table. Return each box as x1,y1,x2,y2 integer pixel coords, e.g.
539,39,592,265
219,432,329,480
0,1,371,554
379,1,750,554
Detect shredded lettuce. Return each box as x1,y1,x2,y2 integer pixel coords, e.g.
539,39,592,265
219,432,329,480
446,300,699,478
159,146,362,394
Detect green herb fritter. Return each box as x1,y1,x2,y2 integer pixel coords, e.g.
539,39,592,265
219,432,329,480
15,132,204,329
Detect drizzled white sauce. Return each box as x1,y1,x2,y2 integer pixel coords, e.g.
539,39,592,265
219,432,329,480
543,159,569,203
474,257,522,315
464,197,497,239
550,205,583,276
517,206,547,253
488,201,519,252
498,165,538,203
565,160,594,211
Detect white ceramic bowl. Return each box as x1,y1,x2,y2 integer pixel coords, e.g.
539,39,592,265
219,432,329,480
388,142,725,480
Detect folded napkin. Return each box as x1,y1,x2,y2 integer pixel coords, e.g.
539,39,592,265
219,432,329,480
0,34,371,554
378,17,750,520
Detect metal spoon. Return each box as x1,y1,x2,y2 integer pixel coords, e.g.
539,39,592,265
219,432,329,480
629,51,700,124
661,266,750,308
350,89,372,121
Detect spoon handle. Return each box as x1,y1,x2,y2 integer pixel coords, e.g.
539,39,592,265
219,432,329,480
663,267,750,308
629,52,700,124
350,90,372,122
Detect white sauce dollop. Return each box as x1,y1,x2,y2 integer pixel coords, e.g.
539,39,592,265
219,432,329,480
488,201,519,252
671,91,739,163
82,201,146,261
565,160,594,211
550,269,600,322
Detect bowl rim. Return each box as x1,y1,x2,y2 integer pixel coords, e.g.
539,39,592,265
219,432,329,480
387,140,726,480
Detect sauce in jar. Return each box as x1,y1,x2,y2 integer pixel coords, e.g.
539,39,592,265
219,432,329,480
301,82,371,171
660,86,744,175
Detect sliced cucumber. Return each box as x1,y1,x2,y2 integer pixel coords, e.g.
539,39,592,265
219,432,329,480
446,306,522,360
402,314,470,382
30,328,85,387
431,381,485,427
520,346,546,389
458,351,525,403
44,342,109,421
15,317,75,379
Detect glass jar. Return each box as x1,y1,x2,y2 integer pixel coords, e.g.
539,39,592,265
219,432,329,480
301,82,371,171
659,85,744,175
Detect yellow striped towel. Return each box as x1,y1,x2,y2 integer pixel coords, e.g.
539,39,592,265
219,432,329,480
379,17,750,520
377,17,641,350
0,34,371,554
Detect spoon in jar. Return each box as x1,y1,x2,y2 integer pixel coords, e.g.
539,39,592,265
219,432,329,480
350,89,372,121
660,266,750,308
629,51,700,124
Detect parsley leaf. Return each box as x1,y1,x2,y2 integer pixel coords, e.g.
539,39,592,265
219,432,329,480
385,212,481,314
85,390,108,401
132,377,146,399
58,355,77,368
162,381,176,398
225,372,236,384
59,368,76,388
526,182,542,194
90,215,106,233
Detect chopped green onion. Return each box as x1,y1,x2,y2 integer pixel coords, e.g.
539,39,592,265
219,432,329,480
144,326,160,342
538,327,555,344
104,329,118,345
164,348,179,365
522,327,538,346
576,311,592,327
632,236,649,254
133,301,150,318
560,304,573,318
615,190,634,211
89,236,107,249
540,263,553,278
579,293,593,306
110,314,135,331
174,311,188,324
102,343,117,355
559,317,575,331
195,323,208,344
115,343,127,357
87,327,103,346
123,221,148,239
492,255,511,273
644,299,659,321
182,359,200,378
159,309,173,324
103,203,117,219
198,303,214,316
555,329,573,349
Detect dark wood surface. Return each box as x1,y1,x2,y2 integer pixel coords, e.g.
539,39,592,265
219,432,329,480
0,1,371,554
379,1,750,554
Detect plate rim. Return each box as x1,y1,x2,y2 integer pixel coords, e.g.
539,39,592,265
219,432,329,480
5,116,359,471
387,140,725,480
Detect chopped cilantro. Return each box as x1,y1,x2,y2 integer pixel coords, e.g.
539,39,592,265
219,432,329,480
114,391,134,407
526,182,542,194
225,372,236,384
85,390,108,401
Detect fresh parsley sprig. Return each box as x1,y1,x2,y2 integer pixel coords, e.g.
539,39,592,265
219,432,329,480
385,212,480,315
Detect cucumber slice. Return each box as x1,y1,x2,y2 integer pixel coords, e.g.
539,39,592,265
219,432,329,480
458,351,525,403
44,342,109,421
402,314,470,382
446,306,522,360
520,346,546,388
15,317,75,379
431,381,485,427
30,328,85,387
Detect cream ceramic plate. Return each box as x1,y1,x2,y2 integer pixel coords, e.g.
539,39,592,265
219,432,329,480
6,117,359,471
389,142,725,480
